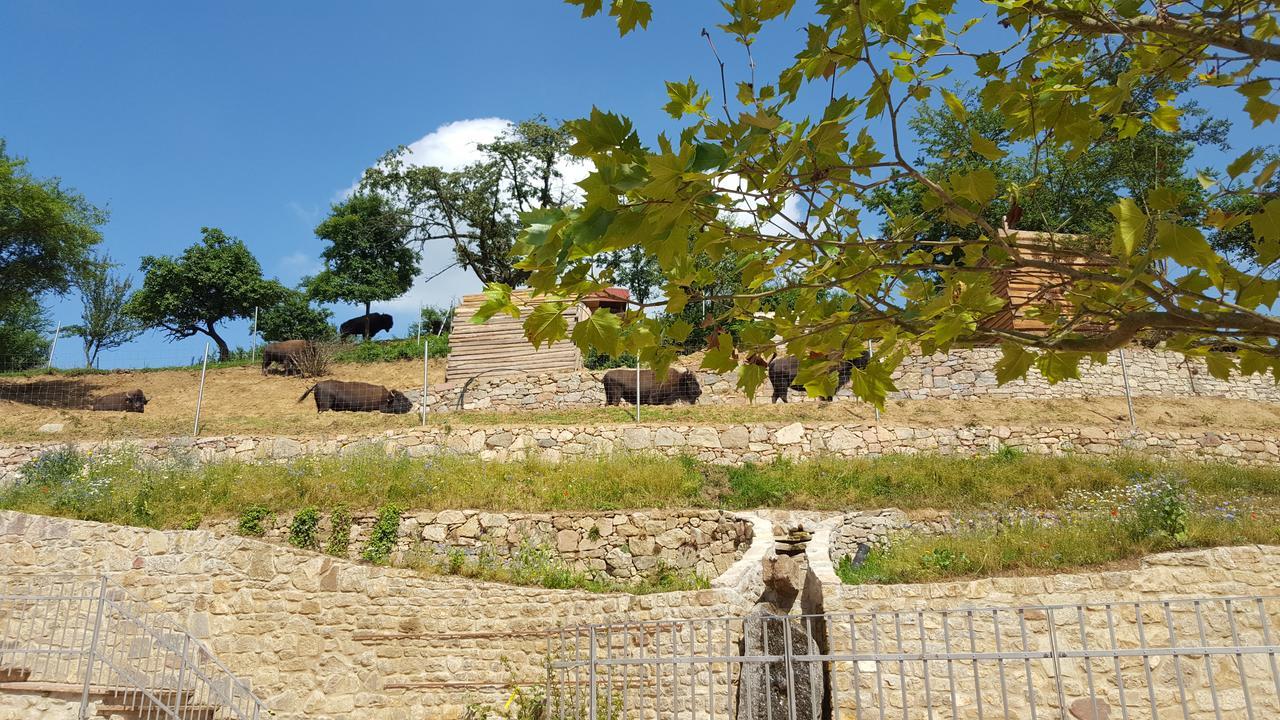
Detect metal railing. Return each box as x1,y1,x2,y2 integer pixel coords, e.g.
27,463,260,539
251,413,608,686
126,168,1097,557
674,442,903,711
547,596,1280,719
0,575,266,719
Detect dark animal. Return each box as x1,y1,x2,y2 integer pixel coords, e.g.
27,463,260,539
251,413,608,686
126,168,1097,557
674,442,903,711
261,339,313,375
339,312,393,339
297,380,413,414
90,389,148,413
602,368,702,406
767,353,869,403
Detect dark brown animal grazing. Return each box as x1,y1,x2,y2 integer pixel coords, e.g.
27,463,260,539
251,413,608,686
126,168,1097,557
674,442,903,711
602,368,702,406
90,389,148,413
261,339,313,375
297,380,413,414
767,353,869,403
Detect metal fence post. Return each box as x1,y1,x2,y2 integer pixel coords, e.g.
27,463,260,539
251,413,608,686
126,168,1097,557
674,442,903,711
250,306,259,363
635,357,641,423
193,342,210,436
47,321,62,370
868,340,880,422
175,633,190,714
588,626,598,720
427,338,437,425
80,576,108,719
1118,347,1137,433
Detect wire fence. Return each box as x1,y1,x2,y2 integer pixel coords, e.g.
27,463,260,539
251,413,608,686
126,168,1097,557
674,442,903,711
0,574,266,719
547,596,1280,720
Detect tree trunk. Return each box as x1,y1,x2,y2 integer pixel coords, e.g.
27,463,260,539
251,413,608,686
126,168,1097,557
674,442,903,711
206,325,231,361
363,300,372,341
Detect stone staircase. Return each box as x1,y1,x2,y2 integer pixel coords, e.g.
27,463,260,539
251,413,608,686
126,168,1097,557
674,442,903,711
0,666,218,719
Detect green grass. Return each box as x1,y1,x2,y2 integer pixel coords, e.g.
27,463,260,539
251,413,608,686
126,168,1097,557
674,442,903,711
404,542,709,595
836,514,1280,585
4,446,1280,531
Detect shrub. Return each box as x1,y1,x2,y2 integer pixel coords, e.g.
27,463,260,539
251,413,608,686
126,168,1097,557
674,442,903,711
181,513,202,531
326,505,352,557
583,347,638,370
362,504,402,564
237,505,273,537
288,506,321,550
19,447,84,488
332,335,449,364
292,342,336,378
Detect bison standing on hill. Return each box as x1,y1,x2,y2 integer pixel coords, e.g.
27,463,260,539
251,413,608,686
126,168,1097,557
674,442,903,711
767,353,869,403
298,380,412,414
90,389,148,413
261,340,313,375
339,312,393,340
602,368,702,406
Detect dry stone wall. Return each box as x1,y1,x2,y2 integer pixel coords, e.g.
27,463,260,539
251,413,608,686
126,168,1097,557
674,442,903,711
5,420,1280,486
0,693,90,720
210,509,753,582
805,532,1280,720
413,346,1280,413
0,510,772,720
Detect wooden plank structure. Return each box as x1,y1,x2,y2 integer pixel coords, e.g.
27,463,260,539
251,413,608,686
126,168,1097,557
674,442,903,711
982,229,1106,334
446,288,629,382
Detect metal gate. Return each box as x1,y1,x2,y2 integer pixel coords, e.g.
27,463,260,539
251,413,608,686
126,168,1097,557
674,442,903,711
547,596,1280,719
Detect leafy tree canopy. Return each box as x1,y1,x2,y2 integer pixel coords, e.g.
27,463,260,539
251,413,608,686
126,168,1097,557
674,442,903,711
307,193,418,338
67,253,144,368
0,140,104,318
127,227,285,360
362,117,578,287
0,297,51,372
257,288,335,343
485,0,1280,405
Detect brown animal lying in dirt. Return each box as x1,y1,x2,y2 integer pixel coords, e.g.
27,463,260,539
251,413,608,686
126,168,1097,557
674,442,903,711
297,380,413,414
90,389,148,413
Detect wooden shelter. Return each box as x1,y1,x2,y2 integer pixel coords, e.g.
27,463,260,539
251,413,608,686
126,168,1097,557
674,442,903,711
446,288,630,381
981,230,1105,334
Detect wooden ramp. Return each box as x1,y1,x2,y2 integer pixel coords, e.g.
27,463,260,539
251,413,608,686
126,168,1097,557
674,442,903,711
446,290,587,382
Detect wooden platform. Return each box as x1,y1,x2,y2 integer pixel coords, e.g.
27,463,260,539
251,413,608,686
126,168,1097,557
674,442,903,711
446,290,589,382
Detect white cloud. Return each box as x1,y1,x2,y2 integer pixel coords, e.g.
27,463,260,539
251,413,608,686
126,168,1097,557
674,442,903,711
278,251,323,280
337,117,515,200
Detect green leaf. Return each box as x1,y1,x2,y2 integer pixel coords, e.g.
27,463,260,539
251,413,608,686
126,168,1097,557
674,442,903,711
523,301,569,349
1253,199,1280,243
948,168,997,203
1227,149,1264,179
1035,351,1081,385
968,129,1005,161
565,0,603,17
1244,97,1280,127
1204,353,1235,381
993,342,1034,385
664,77,709,118
940,89,968,121
570,307,622,356
688,142,728,173
1108,198,1146,257
665,318,694,343
471,283,520,324
609,0,652,35
1150,104,1181,132
736,362,767,400
701,332,737,373
1155,221,1218,278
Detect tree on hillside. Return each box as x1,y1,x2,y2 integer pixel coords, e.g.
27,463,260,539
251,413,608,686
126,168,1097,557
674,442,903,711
872,78,1229,265
484,0,1280,403
257,288,335,343
408,305,454,338
601,246,662,305
0,298,51,372
307,193,418,340
361,117,576,287
67,254,144,368
127,227,285,361
0,140,104,318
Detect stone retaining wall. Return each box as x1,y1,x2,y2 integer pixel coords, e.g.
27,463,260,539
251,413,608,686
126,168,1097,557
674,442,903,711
5,421,1279,484
209,509,753,582
0,510,772,720
826,509,954,563
413,347,1280,413
0,693,87,720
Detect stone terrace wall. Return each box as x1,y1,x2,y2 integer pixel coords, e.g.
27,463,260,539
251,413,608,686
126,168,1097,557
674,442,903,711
0,511,772,720
0,693,88,720
208,509,753,582
826,509,955,563
412,347,1280,412
805,535,1280,719
5,421,1280,485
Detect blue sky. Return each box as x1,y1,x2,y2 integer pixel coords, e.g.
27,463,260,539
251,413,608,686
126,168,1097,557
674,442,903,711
2,2,1260,368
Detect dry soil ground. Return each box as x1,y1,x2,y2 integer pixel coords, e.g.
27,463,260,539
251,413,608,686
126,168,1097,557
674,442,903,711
1,360,1278,442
